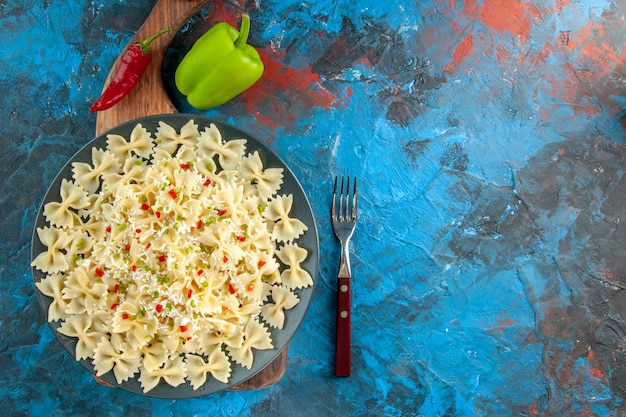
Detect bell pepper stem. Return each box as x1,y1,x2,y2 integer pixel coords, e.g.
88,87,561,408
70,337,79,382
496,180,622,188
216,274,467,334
234,13,251,50
136,28,171,54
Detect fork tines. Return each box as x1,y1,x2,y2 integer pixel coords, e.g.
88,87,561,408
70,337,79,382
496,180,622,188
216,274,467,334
332,176,357,222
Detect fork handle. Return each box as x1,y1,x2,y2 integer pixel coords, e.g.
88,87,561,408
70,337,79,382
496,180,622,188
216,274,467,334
334,277,351,377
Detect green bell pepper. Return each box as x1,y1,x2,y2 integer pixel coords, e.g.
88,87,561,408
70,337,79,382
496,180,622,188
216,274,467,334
175,13,264,110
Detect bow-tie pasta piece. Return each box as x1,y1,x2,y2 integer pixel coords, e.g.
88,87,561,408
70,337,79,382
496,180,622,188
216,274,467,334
186,347,232,389
141,339,169,373
61,265,108,315
276,243,313,289
58,313,106,361
196,123,246,169
239,151,284,200
31,226,73,274
261,285,300,329
227,318,273,370
35,273,70,322
155,119,199,154
138,355,187,393
111,302,158,352
264,194,308,242
106,123,154,160
71,148,120,193
42,179,90,229
92,333,142,384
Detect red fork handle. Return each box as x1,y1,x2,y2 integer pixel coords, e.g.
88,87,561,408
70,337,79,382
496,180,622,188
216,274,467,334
335,277,351,377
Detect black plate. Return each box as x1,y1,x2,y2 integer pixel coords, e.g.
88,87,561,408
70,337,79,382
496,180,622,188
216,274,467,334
31,114,319,398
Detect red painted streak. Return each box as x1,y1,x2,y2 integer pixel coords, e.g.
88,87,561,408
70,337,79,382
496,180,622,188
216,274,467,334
450,19,461,34
417,25,454,65
206,2,239,27
464,0,541,41
528,402,547,417
543,19,625,118
495,44,509,65
551,0,571,13
598,267,614,280
586,349,605,379
575,22,623,77
256,49,332,105
242,48,347,129
252,111,283,131
525,41,554,70
589,367,604,379
354,56,374,69
444,34,474,73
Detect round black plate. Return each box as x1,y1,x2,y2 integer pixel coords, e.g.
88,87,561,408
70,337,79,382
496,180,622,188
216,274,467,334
31,114,319,398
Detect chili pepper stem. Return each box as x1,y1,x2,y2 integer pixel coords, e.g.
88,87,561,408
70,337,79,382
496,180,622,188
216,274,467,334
137,28,171,54
234,14,250,50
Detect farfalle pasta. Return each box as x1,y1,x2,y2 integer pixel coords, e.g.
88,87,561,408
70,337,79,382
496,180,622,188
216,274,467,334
43,179,90,229
261,285,300,329
276,243,314,289
32,120,313,393
35,272,69,321
263,194,308,242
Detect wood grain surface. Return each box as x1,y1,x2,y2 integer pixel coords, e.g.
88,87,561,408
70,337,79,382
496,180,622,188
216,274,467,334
93,0,288,391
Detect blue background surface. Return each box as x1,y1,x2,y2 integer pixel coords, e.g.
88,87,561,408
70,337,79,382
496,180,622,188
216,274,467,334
2,0,626,416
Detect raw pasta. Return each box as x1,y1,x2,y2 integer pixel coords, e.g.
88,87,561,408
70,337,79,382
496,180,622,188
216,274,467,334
32,120,313,393
263,194,308,242
261,286,300,329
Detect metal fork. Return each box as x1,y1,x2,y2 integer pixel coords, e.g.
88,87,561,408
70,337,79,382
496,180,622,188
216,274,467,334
331,176,357,377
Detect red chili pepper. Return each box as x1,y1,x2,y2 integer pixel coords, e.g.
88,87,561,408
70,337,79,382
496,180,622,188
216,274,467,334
180,325,188,333
155,304,163,313
158,254,166,262
135,228,142,234
145,242,151,249
197,269,204,276
218,209,227,216
131,265,137,272
228,283,235,294
90,28,170,112
197,219,203,230
187,289,193,299
122,312,129,320
180,163,190,170
203,179,211,186
141,203,150,210
236,235,246,242
95,267,104,277
168,189,178,200
258,260,266,268
223,255,229,263
110,303,119,310
156,211,161,219
106,226,112,233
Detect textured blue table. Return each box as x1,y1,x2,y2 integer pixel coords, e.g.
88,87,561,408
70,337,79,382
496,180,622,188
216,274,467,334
2,0,626,416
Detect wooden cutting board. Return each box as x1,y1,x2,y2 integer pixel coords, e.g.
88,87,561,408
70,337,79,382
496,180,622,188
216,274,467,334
93,0,288,391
